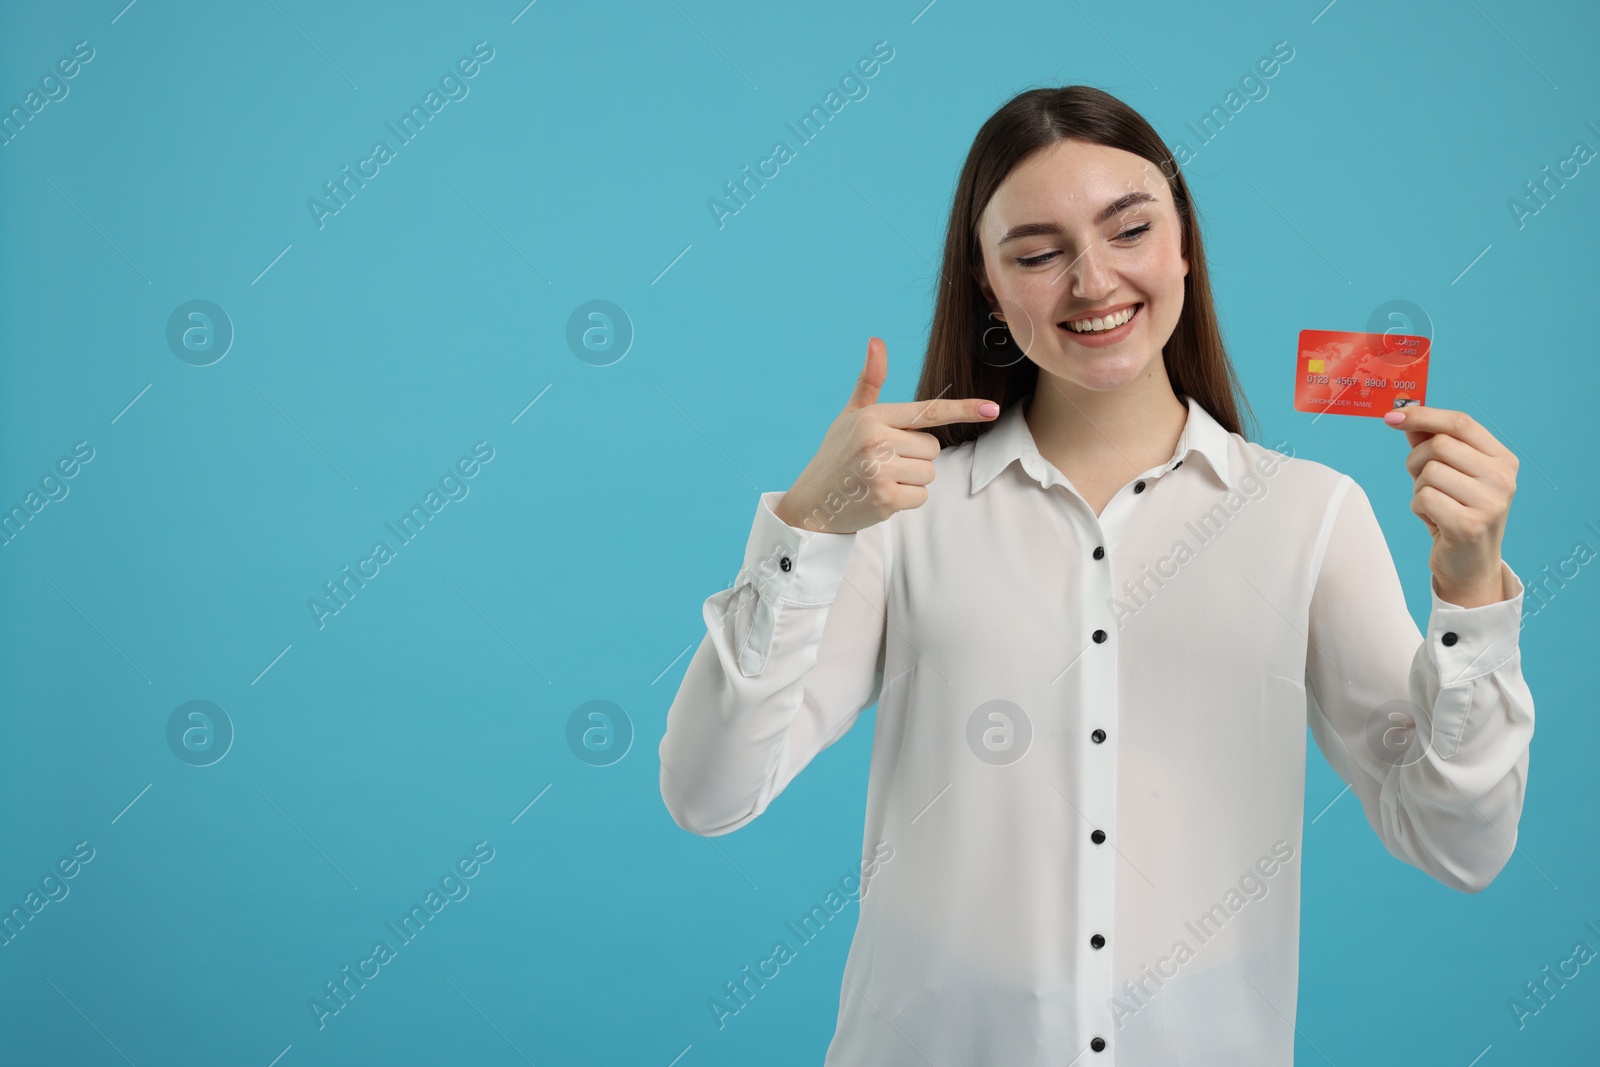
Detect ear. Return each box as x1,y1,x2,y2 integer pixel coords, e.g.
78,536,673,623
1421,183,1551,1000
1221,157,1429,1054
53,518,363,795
973,263,1004,322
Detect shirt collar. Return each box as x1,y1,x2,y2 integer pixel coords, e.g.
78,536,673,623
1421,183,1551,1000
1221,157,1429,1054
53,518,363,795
969,392,1237,495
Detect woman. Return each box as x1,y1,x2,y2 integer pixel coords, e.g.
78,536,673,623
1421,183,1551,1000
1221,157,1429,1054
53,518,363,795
659,85,1532,1066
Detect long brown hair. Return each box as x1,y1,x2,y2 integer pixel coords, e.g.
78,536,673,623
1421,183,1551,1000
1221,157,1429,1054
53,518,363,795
913,85,1259,449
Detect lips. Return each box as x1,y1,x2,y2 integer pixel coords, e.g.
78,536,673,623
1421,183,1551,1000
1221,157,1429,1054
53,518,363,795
1060,302,1142,333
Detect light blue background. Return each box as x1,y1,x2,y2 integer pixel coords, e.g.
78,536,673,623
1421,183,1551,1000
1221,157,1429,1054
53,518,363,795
1,1,1595,1064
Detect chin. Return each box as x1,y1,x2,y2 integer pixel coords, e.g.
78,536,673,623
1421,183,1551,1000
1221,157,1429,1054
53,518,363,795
1039,349,1155,388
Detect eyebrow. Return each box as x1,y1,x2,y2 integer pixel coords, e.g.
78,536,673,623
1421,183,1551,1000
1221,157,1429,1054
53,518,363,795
997,191,1159,245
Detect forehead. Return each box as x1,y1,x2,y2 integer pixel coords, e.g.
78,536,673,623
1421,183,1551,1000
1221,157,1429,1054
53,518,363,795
979,139,1168,234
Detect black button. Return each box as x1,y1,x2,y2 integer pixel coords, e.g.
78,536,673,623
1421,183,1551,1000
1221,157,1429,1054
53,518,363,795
1090,933,1105,949
779,556,792,572
1173,459,1183,469
1090,1037,1106,1052
1092,546,1104,560
1091,728,1106,744
1090,829,1105,844
1442,632,1458,646
1092,629,1107,643
1133,480,1146,493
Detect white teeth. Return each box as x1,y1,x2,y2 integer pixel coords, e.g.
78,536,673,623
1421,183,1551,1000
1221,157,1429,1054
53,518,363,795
1065,305,1138,332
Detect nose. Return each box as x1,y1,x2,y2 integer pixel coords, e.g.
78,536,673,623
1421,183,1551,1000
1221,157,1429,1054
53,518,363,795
1062,245,1116,301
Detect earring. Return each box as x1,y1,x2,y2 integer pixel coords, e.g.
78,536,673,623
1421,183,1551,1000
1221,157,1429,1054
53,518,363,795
977,311,1025,368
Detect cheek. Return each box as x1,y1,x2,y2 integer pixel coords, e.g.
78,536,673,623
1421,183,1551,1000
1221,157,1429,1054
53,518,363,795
994,274,1059,328
1012,274,1060,303
1127,243,1186,292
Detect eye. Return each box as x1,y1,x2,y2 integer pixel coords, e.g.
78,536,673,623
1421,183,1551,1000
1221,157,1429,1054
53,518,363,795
1013,223,1152,268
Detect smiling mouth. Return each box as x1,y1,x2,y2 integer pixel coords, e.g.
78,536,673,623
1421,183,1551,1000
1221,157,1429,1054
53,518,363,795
1060,303,1142,333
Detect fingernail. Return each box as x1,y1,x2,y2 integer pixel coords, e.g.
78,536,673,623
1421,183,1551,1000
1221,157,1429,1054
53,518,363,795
1383,410,1406,425
979,402,1000,417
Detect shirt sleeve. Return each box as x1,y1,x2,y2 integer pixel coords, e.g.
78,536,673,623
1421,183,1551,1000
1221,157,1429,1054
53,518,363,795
1304,475,1535,893
658,491,889,837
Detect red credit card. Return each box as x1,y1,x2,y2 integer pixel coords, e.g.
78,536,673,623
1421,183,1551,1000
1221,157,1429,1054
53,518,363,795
1294,329,1429,417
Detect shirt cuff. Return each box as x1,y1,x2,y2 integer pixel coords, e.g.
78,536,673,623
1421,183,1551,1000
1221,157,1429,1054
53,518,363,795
1426,559,1525,687
741,491,859,607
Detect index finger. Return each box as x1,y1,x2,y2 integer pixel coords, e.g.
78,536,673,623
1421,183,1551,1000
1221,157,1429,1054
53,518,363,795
872,396,1000,429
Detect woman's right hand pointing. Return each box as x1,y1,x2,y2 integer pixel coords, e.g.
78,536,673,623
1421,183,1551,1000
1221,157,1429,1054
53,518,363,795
773,337,1001,534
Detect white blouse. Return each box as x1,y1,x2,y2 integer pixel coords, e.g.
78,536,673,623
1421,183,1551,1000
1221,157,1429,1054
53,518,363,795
658,392,1534,1066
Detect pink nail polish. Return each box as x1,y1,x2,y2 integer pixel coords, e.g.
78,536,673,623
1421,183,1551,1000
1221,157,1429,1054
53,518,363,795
1383,410,1405,425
